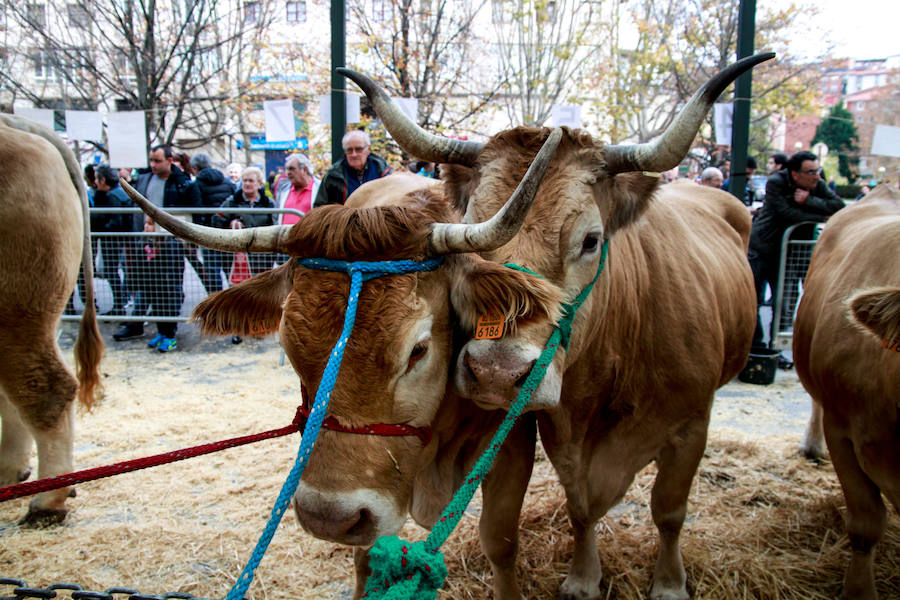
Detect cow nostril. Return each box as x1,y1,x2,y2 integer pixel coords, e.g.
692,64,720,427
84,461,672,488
345,508,374,539
514,363,534,389
463,350,479,380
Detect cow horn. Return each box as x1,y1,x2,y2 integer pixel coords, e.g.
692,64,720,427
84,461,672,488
602,52,775,175
428,128,562,255
120,179,293,253
338,67,484,167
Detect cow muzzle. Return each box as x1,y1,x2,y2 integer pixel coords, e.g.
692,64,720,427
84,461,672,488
292,482,406,546
454,338,563,410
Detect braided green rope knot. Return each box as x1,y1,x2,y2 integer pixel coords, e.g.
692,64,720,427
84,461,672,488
362,536,448,600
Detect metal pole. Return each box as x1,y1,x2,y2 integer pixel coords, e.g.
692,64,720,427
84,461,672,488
330,0,347,164
729,0,756,205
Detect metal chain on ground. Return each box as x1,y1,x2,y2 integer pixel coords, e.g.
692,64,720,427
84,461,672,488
0,578,221,600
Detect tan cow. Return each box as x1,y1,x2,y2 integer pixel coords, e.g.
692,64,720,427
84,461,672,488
342,54,766,599
793,183,900,600
0,114,103,524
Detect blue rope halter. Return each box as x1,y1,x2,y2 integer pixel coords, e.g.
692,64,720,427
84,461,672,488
224,255,444,600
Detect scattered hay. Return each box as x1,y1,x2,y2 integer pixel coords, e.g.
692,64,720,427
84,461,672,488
1,329,898,599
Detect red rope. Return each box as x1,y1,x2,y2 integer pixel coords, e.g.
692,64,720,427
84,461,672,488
0,408,304,503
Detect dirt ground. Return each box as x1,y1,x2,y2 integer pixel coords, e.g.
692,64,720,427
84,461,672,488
1,320,898,599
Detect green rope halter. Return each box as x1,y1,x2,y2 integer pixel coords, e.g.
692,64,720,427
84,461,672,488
362,239,610,599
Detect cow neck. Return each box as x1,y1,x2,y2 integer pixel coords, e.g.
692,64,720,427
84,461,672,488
294,256,445,446
503,237,610,349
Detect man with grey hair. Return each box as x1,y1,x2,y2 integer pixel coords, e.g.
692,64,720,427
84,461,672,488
275,153,320,225
313,129,392,208
699,166,724,188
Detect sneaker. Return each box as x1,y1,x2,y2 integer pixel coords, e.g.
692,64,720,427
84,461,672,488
147,333,165,348
157,337,178,353
777,355,794,370
231,336,243,344
113,324,144,341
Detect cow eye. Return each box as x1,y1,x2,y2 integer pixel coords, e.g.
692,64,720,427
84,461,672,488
581,235,599,255
406,342,429,373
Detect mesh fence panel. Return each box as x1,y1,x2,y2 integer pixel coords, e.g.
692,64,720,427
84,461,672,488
770,222,820,349
63,208,298,322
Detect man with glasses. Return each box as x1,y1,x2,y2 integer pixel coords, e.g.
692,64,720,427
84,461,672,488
313,130,392,208
747,150,845,356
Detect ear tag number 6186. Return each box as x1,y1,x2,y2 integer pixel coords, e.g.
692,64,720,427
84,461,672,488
476,312,505,340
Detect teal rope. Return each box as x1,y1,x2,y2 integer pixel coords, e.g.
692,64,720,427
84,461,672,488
224,256,443,600
362,239,609,599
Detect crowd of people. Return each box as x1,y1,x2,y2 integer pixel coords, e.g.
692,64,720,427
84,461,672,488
73,129,396,352
74,129,853,359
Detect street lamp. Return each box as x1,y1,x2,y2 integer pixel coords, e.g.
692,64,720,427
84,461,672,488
878,166,886,183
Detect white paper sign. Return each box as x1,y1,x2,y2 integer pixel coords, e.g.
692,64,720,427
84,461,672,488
107,111,148,168
714,103,733,146
553,105,582,128
264,99,295,142
14,107,55,130
318,93,362,124
391,97,418,123
65,110,103,141
871,125,900,158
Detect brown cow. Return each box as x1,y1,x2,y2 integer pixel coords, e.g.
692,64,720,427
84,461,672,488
0,114,103,524
342,54,766,599
122,152,564,597
793,183,900,600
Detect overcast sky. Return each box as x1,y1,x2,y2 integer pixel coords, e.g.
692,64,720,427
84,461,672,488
766,0,899,60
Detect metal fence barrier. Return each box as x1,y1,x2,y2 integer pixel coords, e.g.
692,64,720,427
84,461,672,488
63,208,302,322
770,221,821,350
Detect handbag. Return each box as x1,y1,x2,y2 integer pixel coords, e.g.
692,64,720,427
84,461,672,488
229,252,251,285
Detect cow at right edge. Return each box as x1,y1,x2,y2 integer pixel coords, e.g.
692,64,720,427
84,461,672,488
793,183,900,600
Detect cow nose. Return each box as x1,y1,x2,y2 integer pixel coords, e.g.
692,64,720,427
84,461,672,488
461,349,534,408
292,501,377,546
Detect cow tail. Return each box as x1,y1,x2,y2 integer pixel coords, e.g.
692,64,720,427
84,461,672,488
63,145,104,410
74,198,104,410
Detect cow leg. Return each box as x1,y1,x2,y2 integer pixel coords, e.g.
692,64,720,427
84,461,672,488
352,546,371,600
648,419,709,600
480,415,536,600
0,335,78,526
825,426,884,600
800,400,827,461
0,393,34,484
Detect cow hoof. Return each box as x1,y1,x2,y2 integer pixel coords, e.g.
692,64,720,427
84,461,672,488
650,589,690,600
18,467,31,482
799,443,828,463
557,578,601,600
19,507,68,527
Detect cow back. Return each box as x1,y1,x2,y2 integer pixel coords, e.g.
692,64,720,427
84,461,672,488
794,185,900,406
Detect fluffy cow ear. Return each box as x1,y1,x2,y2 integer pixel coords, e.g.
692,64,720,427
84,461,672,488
449,255,563,334
191,260,295,336
598,171,662,236
849,287,900,346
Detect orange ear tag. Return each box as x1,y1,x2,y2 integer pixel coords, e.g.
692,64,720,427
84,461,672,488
475,312,505,340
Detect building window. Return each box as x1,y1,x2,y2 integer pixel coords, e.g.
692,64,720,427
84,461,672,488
31,48,56,80
286,0,306,22
244,1,260,23
372,0,388,22
67,3,89,28
27,3,46,28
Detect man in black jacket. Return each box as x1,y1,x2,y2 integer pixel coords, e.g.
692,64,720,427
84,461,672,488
113,145,200,352
312,130,392,208
748,150,845,351
190,153,235,294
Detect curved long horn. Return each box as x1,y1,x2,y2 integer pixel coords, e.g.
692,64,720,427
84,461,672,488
338,67,484,167
428,128,562,255
603,52,776,175
120,180,293,254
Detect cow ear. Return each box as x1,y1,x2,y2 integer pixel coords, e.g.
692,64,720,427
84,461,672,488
449,255,563,334
598,171,662,235
439,163,478,215
191,260,295,336
848,287,900,346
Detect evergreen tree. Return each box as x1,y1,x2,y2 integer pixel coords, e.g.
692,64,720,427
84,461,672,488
812,102,859,183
